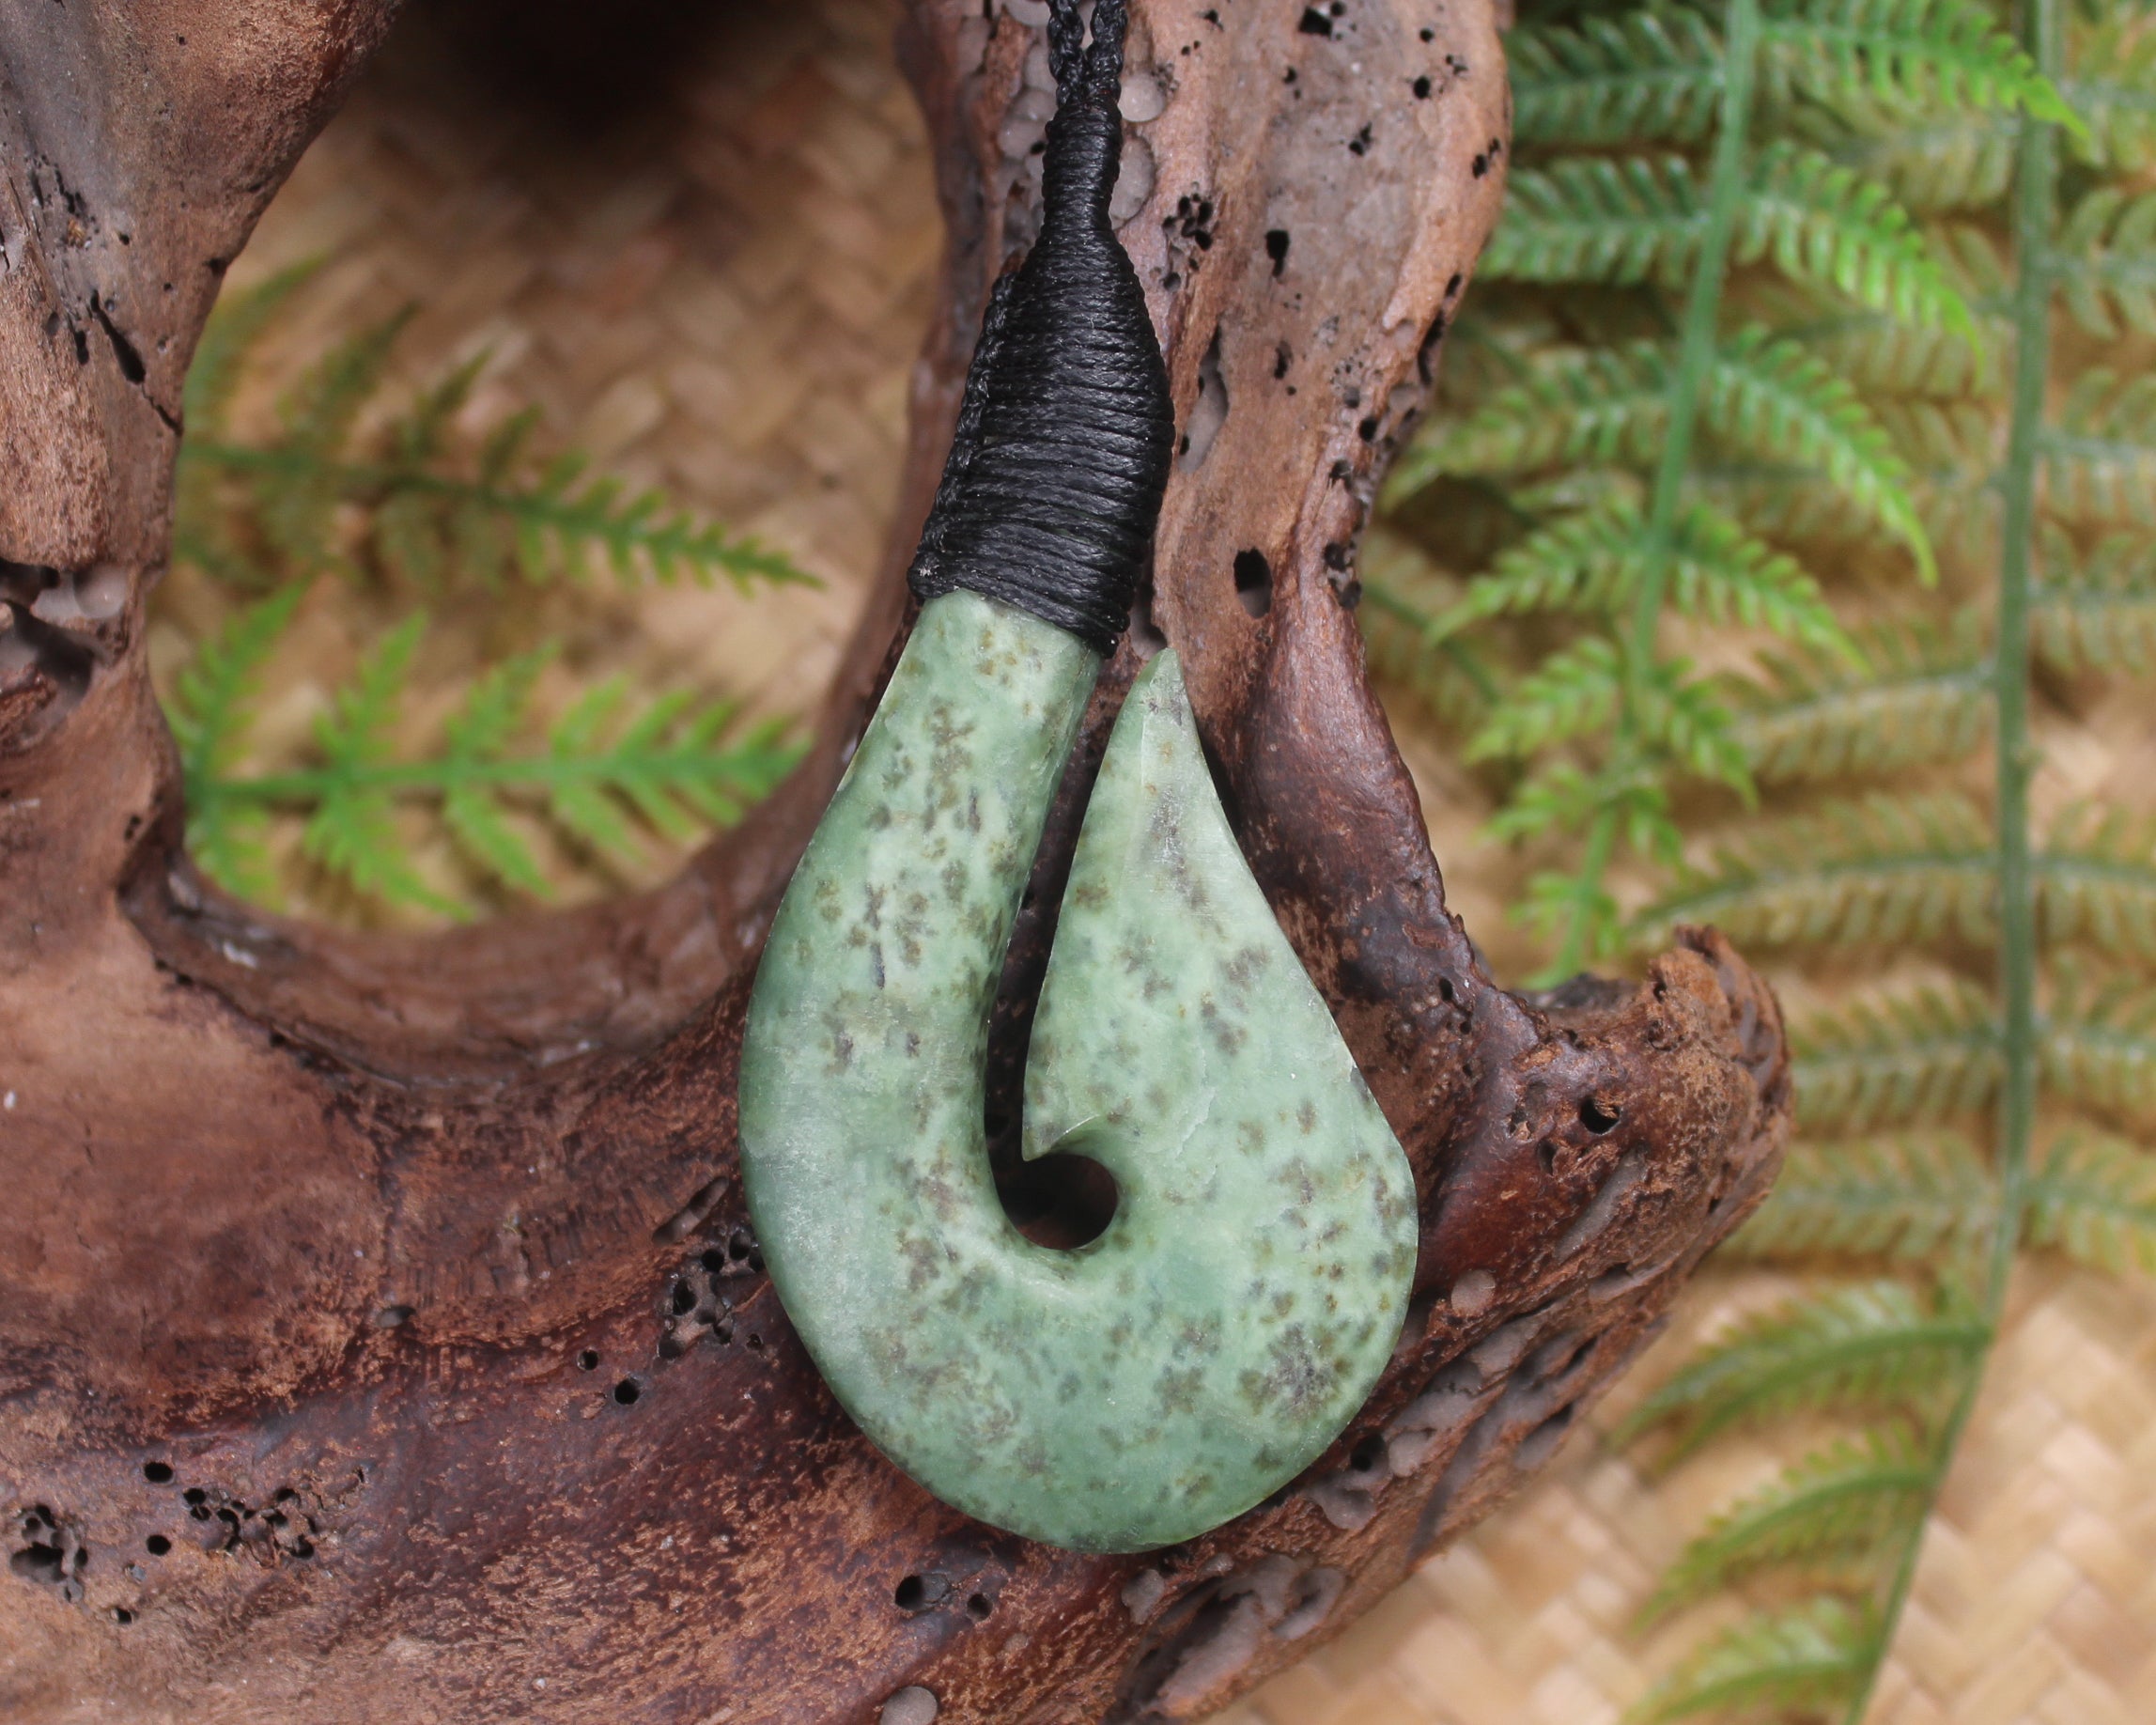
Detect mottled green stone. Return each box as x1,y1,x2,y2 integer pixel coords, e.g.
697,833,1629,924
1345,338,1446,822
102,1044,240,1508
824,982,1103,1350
739,590,1417,1552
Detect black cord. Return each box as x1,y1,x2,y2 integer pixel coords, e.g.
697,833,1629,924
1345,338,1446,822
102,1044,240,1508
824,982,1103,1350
907,0,1174,656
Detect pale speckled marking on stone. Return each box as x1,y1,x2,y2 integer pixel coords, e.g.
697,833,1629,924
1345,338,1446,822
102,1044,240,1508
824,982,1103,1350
739,590,1418,1552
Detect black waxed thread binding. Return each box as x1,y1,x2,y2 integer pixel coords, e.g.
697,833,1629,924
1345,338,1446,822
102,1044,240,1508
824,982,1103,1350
907,0,1174,655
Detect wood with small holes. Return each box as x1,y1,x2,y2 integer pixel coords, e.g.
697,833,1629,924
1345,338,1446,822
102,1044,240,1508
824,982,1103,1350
1,3,1803,1721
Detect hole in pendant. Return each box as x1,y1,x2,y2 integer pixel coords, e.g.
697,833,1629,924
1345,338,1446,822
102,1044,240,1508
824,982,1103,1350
997,1148,1120,1251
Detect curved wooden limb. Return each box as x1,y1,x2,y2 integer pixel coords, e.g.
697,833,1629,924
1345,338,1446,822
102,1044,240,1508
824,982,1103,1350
0,2,1790,1720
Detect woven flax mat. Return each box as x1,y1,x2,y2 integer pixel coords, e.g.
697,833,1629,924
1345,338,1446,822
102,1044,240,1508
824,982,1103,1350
213,1,2156,1718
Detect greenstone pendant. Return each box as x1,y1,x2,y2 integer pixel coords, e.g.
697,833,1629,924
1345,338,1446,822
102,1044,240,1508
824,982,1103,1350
739,590,1417,1552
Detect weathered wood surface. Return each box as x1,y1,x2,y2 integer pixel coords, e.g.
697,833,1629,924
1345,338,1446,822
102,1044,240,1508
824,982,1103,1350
0,2,1790,1719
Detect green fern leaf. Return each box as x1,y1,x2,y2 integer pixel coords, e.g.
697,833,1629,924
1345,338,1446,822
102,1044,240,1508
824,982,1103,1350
181,258,324,440
1791,983,2001,1130
1823,107,2018,213
1628,1597,1880,1725
1468,637,1622,763
1514,864,1625,965
1439,497,1851,655
2043,968,2156,1128
250,307,415,577
2059,187,2156,340
2034,526,2156,674
169,584,310,794
1797,297,2003,399
1395,330,1930,576
435,648,556,894
1764,0,2081,132
188,805,281,909
1487,757,1677,849
314,613,425,771
2061,13,2156,174
1508,6,1726,148
1706,326,1935,579
391,350,489,467
1471,642,1750,796
170,584,312,905
2041,370,2156,530
1485,145,1972,330
2042,804,2156,960
2026,1133,2156,1275
1388,344,1672,497
1638,793,1993,951
1638,1428,1935,1623
1731,611,1991,782
300,614,457,914
1617,1281,1985,1458
1729,1131,1994,1262
1483,153,1707,287
543,679,642,862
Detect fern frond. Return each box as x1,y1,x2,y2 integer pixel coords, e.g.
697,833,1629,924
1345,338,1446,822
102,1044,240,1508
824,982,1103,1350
1729,1131,1994,1262
432,454,810,591
1730,611,1991,782
2026,1132,2156,1275
1508,6,1726,147
1884,396,2003,567
1799,300,2002,399
1397,330,1931,575
1638,1428,1935,1623
1742,142,1972,329
250,307,414,579
1628,1597,1880,1725
1484,154,1706,287
1514,864,1624,966
1485,146,1971,331
183,260,324,440
2043,969,2156,1128
1763,0,2080,131
169,585,309,794
2042,370,2156,530
1490,757,1682,853
1617,1281,1985,1458
1638,793,1994,951
2041,804,2156,959
1438,497,1849,652
437,648,558,895
300,614,453,914
1388,345,1671,496
1823,107,2018,213
2033,527,2156,674
1791,983,2000,1130
1705,326,1935,579
212,629,799,915
1469,636,1622,761
2061,13,2156,174
172,585,312,905
2058,187,2156,340
1471,642,1751,795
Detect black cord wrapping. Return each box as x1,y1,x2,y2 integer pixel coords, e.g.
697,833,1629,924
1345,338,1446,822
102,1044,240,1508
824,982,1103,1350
907,0,1174,656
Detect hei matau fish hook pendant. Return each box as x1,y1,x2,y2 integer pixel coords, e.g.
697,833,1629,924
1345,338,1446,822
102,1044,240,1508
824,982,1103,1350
738,0,1417,1554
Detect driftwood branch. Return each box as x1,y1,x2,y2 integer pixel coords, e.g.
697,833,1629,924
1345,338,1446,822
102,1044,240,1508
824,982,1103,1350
0,2,1789,1719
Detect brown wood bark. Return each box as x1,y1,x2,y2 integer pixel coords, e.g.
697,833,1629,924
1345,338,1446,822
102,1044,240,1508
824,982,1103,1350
0,3,1791,1721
